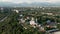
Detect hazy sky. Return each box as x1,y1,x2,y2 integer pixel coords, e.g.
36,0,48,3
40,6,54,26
0,0,60,3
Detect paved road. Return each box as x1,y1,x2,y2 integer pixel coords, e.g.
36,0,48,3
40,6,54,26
53,31,60,34
0,16,8,22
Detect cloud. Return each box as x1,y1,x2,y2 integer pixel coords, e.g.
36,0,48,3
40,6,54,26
0,0,60,3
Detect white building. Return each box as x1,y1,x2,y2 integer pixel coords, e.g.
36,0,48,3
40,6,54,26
42,12,53,15
19,14,23,17
13,9,19,13
20,18,25,23
30,17,37,25
30,20,36,25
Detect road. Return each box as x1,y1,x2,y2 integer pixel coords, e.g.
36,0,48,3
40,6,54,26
0,16,8,22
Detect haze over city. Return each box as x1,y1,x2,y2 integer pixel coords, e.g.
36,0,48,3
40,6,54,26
0,0,60,3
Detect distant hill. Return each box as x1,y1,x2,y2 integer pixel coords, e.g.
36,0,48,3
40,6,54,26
0,2,60,7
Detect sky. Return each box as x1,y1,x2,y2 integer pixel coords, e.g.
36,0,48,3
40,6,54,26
0,0,60,4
